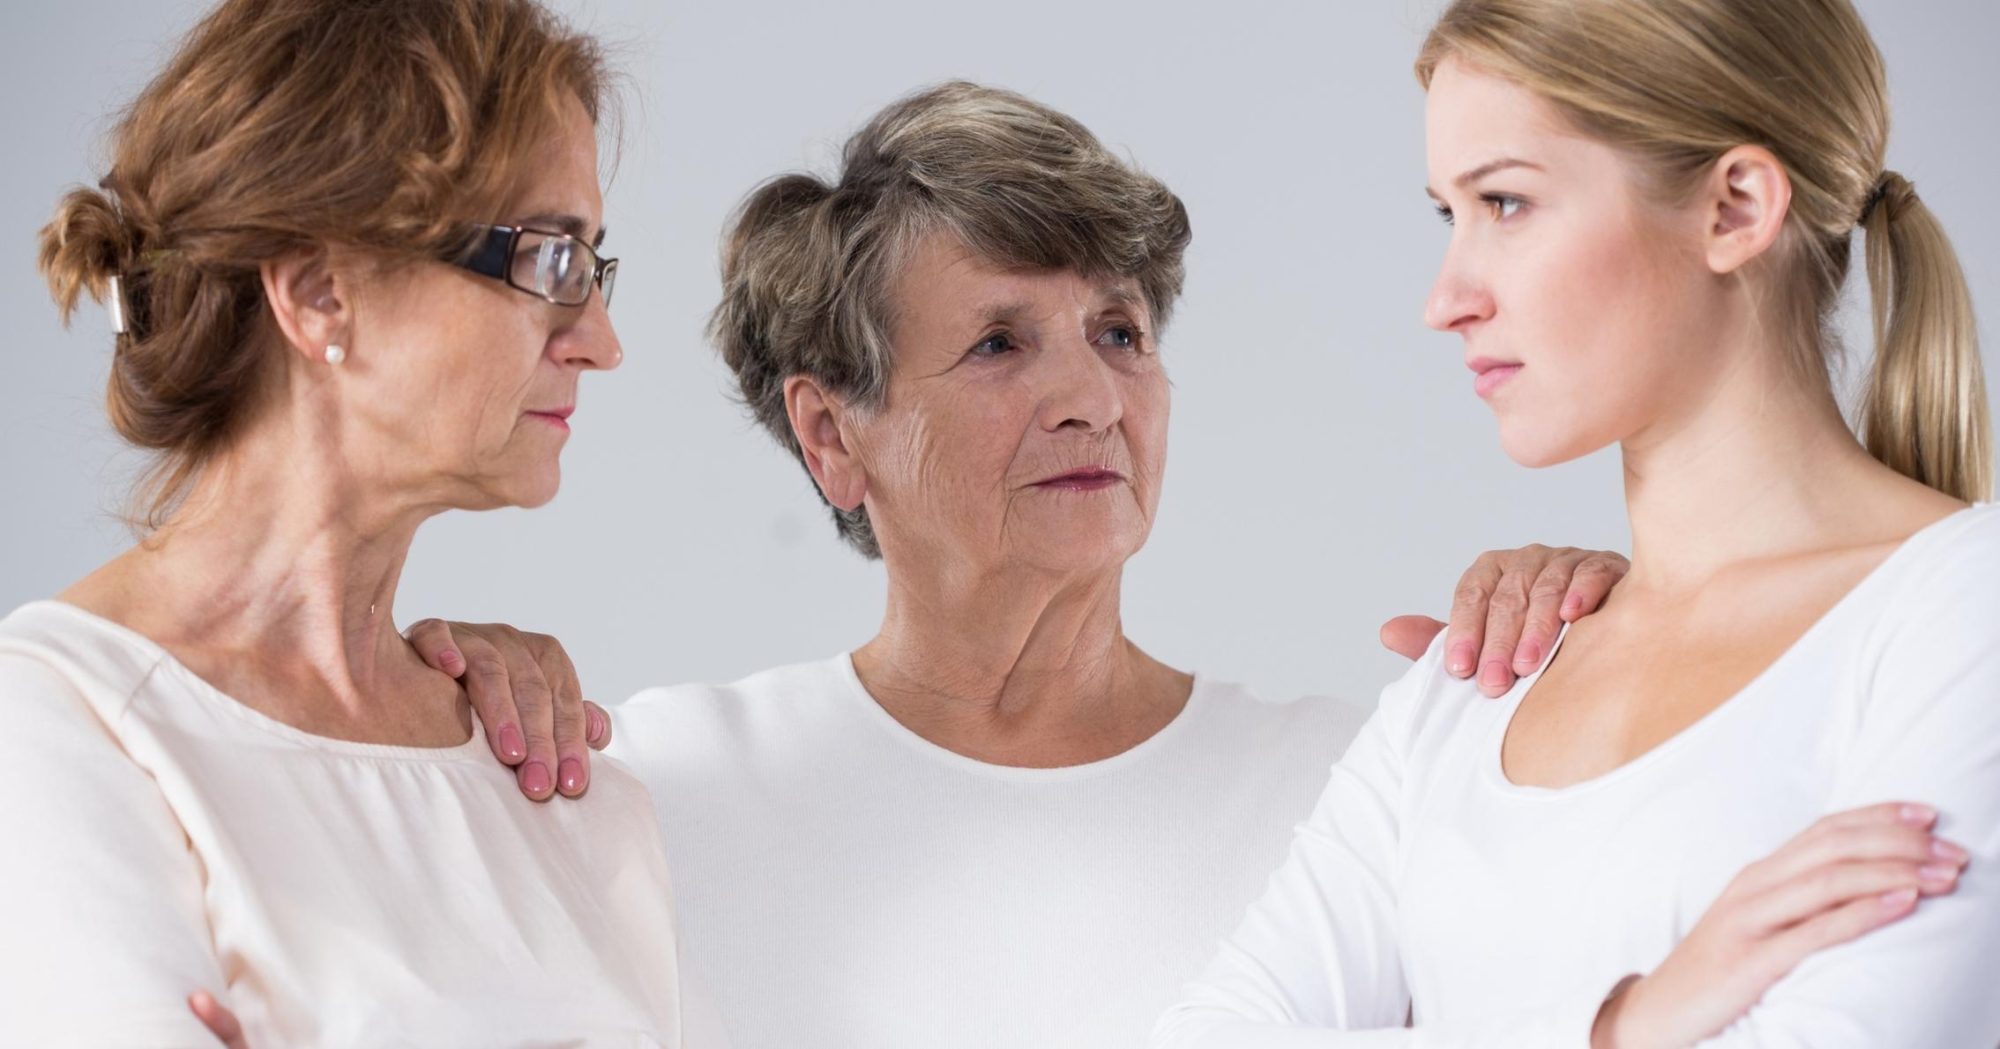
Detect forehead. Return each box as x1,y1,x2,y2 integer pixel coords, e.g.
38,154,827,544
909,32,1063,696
1425,57,1572,176
502,96,604,231
892,233,1144,322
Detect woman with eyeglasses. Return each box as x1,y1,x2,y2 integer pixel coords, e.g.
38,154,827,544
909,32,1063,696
1,0,692,1045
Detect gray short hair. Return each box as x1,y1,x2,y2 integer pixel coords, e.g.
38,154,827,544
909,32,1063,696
709,81,1192,558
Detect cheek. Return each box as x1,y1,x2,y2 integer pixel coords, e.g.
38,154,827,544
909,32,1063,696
369,314,542,459
1499,220,1700,462
1121,372,1171,471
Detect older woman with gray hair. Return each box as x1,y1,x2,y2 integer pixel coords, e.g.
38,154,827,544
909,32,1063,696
386,82,1627,1049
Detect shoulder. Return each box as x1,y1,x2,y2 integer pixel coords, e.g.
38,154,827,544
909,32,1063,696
1192,676,1372,762
608,655,855,765
1866,504,2000,644
0,601,168,733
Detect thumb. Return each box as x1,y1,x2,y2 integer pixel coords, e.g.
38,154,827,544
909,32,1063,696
1379,614,1448,661
189,990,250,1049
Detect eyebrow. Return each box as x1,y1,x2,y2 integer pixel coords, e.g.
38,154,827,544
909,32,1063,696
1425,157,1546,200
520,212,607,249
1096,282,1142,308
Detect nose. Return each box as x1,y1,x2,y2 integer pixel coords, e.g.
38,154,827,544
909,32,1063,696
1035,333,1123,434
549,293,623,371
1424,240,1495,334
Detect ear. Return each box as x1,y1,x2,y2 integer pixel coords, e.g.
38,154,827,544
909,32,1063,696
260,249,351,365
783,375,867,512
1702,145,1792,277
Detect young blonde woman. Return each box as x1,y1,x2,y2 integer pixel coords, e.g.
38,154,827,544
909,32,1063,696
1157,0,1996,1046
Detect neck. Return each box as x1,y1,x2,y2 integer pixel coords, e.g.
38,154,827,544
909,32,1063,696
74,408,444,720
1618,340,1942,593
853,558,1188,766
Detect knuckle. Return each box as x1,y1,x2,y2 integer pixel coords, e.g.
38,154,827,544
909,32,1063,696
1489,585,1530,613
1529,576,1571,603
1453,579,1492,609
465,652,510,683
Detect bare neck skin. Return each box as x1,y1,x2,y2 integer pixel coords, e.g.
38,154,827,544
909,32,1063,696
852,562,1193,769
1617,342,1960,598
62,406,468,746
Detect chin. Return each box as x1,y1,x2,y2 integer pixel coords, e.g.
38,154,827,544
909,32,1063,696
500,465,563,509
1022,522,1148,574
1495,419,1605,470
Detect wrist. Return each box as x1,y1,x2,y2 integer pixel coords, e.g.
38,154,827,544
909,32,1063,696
1590,974,1646,1049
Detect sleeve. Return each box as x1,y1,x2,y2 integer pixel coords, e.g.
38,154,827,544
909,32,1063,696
0,652,231,1048
1152,643,1616,1049
1693,517,2000,1048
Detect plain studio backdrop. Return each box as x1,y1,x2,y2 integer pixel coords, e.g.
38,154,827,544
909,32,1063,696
3,0,1995,710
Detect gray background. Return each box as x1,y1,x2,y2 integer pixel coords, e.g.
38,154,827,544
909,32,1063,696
4,0,1995,708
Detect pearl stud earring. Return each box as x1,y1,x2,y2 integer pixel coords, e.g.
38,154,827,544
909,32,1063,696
324,344,346,366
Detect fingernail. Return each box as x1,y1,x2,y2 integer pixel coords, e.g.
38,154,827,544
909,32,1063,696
442,649,464,673
1932,839,1970,864
1918,863,1960,885
1900,803,1939,826
1562,592,1582,617
1480,660,1512,693
498,724,526,763
1880,887,1919,911
559,758,585,794
1448,643,1475,676
1512,640,1542,671
522,761,553,796
586,707,607,744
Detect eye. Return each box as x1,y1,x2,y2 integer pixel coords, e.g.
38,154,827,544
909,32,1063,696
1096,325,1144,352
1434,203,1456,227
1483,194,1526,221
970,331,1017,357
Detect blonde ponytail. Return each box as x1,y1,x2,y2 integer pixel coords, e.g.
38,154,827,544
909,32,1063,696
1859,172,1993,501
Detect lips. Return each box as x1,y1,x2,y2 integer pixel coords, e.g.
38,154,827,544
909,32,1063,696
1033,468,1126,491
1467,357,1522,399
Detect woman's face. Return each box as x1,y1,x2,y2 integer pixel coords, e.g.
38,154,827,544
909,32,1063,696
1423,57,1726,467
338,98,620,510
852,234,1170,579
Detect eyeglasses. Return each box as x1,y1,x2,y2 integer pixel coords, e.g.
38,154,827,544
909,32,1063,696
455,223,618,308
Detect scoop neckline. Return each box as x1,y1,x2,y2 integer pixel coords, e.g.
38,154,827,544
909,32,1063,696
829,651,1213,783
24,599,490,763
1480,504,1981,799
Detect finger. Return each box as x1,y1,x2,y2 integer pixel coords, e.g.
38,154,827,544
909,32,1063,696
1445,555,1503,679
1476,550,1541,697
1750,887,1921,991
1560,553,1629,621
1810,801,1938,834
1745,859,1958,935
188,990,248,1049
584,700,614,751
500,636,559,801
533,636,591,798
404,618,466,678
458,635,527,768
1737,820,1952,896
1380,615,1448,661
1511,555,1580,675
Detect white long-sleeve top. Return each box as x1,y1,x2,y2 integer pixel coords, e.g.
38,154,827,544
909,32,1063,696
607,655,1369,1049
1156,504,2000,1048
0,601,690,1048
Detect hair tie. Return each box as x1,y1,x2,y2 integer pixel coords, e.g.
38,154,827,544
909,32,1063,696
1857,179,1890,227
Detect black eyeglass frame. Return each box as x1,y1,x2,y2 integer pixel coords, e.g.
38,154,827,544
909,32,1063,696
455,222,618,307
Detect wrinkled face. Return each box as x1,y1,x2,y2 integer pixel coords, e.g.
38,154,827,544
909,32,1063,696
853,234,1170,578
339,97,620,510
1423,57,1722,467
